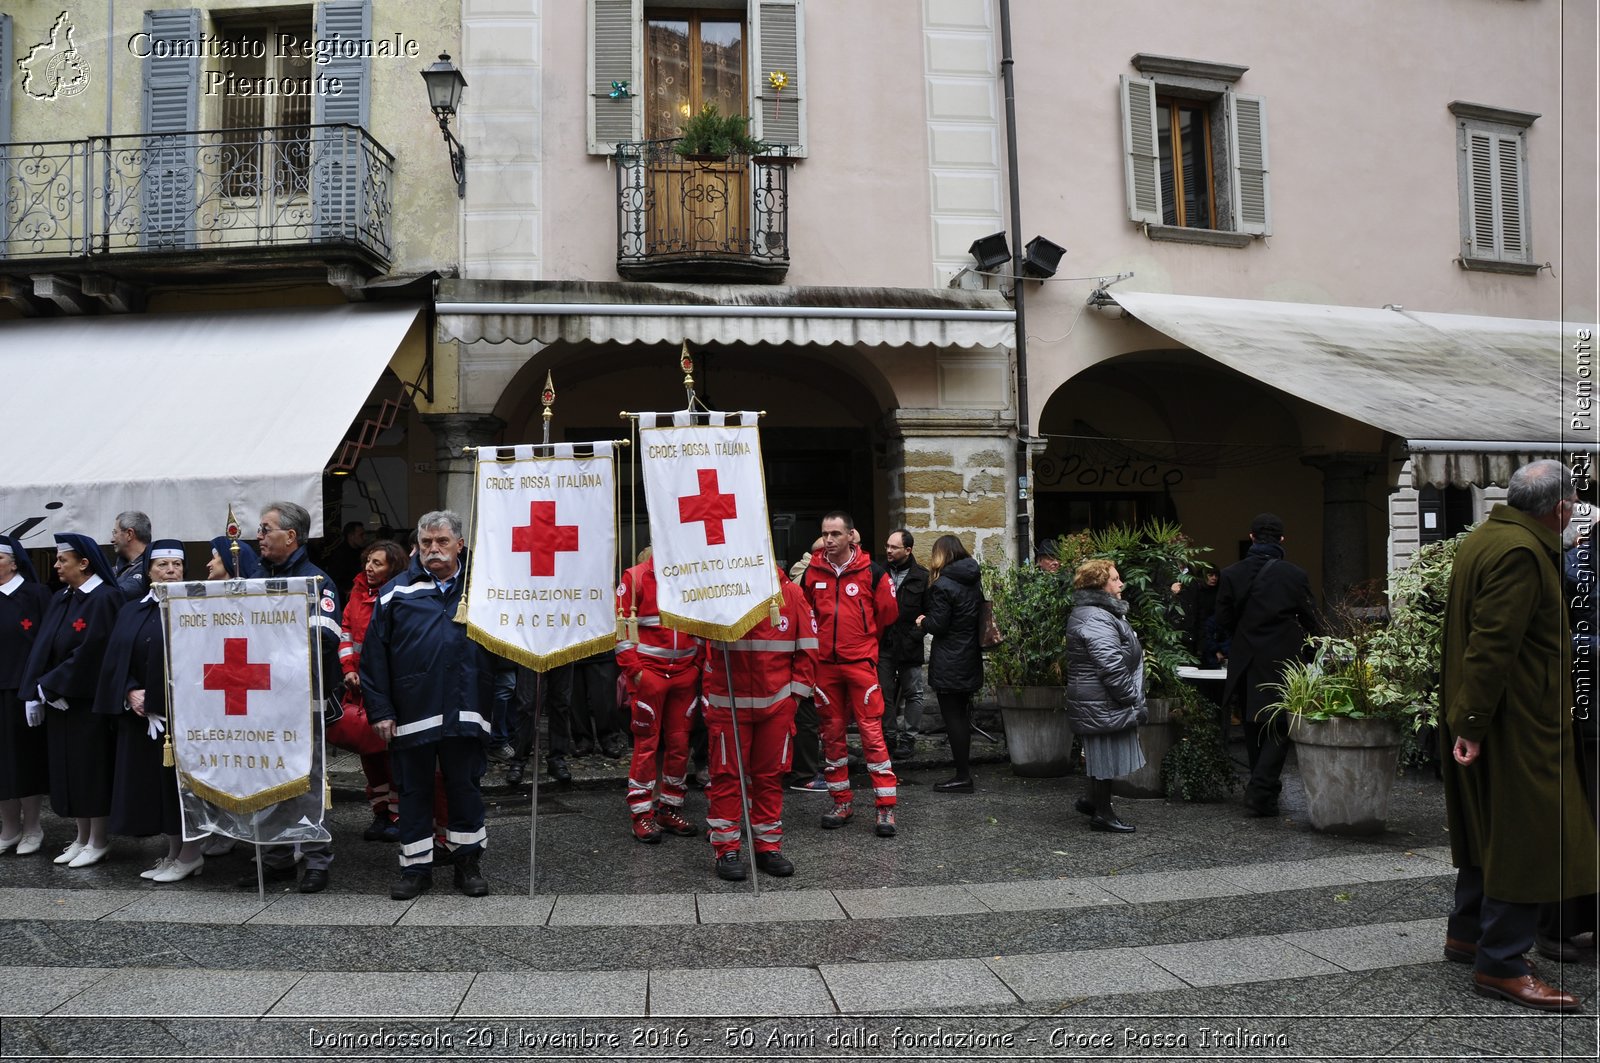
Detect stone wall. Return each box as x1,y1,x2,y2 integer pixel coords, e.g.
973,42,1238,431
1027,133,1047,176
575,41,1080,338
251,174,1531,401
886,410,1017,564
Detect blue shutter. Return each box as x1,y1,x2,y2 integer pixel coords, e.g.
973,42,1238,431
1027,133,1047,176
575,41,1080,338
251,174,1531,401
313,0,371,242
141,9,200,250
1,15,13,245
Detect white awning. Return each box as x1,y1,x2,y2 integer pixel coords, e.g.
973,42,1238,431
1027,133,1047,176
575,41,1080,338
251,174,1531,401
435,279,1015,350
1108,290,1593,487
0,303,421,544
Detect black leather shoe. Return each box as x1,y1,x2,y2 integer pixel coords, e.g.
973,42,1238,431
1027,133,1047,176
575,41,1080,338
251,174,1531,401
933,778,974,794
754,850,794,877
390,871,431,901
298,868,330,893
363,812,398,842
236,863,297,889
1074,798,1096,817
547,756,572,785
600,732,630,759
1243,801,1279,818
1089,814,1136,833
1535,934,1587,963
715,850,747,881
505,761,525,786
454,853,489,897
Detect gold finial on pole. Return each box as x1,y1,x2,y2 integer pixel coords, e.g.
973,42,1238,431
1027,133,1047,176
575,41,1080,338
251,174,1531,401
541,371,556,446
680,341,695,405
225,504,242,579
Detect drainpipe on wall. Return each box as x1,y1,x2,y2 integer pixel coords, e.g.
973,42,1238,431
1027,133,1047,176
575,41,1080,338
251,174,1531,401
999,0,1032,565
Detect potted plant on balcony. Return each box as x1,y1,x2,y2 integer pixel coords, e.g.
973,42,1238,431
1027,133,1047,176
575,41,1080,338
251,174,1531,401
674,103,767,161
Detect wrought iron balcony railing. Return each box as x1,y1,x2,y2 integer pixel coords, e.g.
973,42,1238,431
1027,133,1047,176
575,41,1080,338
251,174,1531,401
615,139,791,283
0,123,393,267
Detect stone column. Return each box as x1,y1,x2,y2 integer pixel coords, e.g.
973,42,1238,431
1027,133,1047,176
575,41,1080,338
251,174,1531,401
421,412,506,530
885,409,1017,565
1302,452,1384,609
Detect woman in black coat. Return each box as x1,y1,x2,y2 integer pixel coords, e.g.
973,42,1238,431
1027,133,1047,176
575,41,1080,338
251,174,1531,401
917,534,984,793
19,533,125,868
0,536,52,856
99,540,205,882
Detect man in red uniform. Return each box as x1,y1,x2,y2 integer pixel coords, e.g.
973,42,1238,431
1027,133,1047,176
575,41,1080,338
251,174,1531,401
701,565,818,880
801,511,900,837
617,551,702,842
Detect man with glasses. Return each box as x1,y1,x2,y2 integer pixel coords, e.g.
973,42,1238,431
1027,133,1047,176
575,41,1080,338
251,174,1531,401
876,529,927,760
1440,459,1595,1012
111,511,152,601
238,501,343,894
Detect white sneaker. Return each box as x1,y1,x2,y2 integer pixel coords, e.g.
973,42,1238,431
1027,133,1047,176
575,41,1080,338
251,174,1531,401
202,835,235,857
67,844,109,868
0,834,19,854
151,855,203,883
140,858,173,880
16,829,44,856
53,841,84,865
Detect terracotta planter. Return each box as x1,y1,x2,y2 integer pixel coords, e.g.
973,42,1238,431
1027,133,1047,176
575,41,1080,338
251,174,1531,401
1287,714,1402,835
996,685,1074,777
1112,697,1176,799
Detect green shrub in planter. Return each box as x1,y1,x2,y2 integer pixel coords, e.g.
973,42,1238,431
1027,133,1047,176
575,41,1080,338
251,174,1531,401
674,103,768,159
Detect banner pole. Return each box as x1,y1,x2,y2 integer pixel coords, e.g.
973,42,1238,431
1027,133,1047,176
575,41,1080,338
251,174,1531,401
717,641,760,897
253,825,265,901
528,671,542,899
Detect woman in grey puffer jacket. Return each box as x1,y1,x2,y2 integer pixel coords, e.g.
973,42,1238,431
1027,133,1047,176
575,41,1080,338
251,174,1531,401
1063,558,1147,833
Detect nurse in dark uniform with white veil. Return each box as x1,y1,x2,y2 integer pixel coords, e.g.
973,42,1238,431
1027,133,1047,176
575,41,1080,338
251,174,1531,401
100,539,205,882
0,536,51,856
19,533,125,868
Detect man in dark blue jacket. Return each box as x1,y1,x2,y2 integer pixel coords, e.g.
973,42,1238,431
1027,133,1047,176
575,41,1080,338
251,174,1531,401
243,501,342,893
363,510,499,900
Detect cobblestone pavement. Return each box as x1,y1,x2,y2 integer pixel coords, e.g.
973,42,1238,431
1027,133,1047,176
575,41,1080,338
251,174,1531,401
0,736,1593,1061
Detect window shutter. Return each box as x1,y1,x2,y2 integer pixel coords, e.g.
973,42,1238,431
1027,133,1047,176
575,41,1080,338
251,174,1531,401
0,14,12,244
1119,75,1161,225
313,0,371,243
1226,90,1270,236
751,0,806,156
1496,132,1528,260
141,8,200,250
588,0,641,154
1465,129,1497,257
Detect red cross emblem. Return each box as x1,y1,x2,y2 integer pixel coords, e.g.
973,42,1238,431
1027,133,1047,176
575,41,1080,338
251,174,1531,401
511,501,580,577
678,468,738,546
71,618,86,632
20,618,31,631
203,637,273,716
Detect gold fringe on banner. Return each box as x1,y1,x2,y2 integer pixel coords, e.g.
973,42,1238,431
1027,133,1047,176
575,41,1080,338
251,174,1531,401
179,773,311,815
660,595,775,644
466,625,620,674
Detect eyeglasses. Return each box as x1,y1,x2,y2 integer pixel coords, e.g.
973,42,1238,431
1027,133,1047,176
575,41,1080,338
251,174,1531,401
257,524,285,536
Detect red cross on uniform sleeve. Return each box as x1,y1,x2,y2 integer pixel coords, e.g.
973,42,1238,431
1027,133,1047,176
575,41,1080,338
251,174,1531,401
511,501,581,577
71,618,86,632
678,468,738,546
20,618,31,631
203,637,273,716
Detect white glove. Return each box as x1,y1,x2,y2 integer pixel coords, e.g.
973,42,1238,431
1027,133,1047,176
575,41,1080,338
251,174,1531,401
38,685,67,711
146,715,167,740
24,701,43,728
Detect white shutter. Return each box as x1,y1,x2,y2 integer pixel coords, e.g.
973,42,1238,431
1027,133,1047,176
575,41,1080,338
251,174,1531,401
751,0,806,156
1496,132,1528,260
0,14,12,245
1119,75,1161,225
141,8,200,250
588,0,641,154
1226,89,1270,236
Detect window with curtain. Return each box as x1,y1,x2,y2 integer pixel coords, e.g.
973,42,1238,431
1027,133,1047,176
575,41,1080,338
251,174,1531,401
645,10,745,140
213,17,313,197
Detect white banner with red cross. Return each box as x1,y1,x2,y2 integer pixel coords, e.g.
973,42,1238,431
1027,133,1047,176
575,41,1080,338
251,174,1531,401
463,441,619,671
636,412,780,641
160,578,320,815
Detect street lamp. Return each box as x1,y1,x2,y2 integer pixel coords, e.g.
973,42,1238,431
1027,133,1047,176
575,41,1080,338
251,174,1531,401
420,52,468,199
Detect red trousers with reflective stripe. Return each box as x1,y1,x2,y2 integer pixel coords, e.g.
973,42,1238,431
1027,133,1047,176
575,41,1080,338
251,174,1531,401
706,699,795,857
627,666,698,813
815,659,896,808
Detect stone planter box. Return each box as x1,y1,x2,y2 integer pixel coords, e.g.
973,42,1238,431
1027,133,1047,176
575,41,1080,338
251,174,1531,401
1288,714,1403,835
996,685,1073,777
1113,697,1176,799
